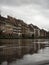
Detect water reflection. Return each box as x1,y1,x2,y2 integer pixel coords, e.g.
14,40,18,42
0,39,49,65
9,47,49,65
1,47,49,65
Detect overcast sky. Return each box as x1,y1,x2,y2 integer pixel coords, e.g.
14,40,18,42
0,0,49,31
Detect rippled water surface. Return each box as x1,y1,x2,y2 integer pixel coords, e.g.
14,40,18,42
0,39,49,65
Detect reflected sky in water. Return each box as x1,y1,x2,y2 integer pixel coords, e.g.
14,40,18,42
1,47,49,65
9,47,49,65
0,39,49,65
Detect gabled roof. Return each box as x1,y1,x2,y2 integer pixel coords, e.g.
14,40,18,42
29,24,40,29
0,15,29,28
41,29,47,32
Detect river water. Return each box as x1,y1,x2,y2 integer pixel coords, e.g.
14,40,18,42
0,39,49,65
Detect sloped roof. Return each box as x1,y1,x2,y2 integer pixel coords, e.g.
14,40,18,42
29,24,40,29
41,29,47,32
0,15,29,28
7,16,28,27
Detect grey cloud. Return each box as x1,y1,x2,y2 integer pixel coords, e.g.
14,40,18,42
0,0,49,9
41,10,49,18
0,0,32,6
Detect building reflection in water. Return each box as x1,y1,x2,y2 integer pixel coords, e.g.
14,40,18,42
0,39,47,64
